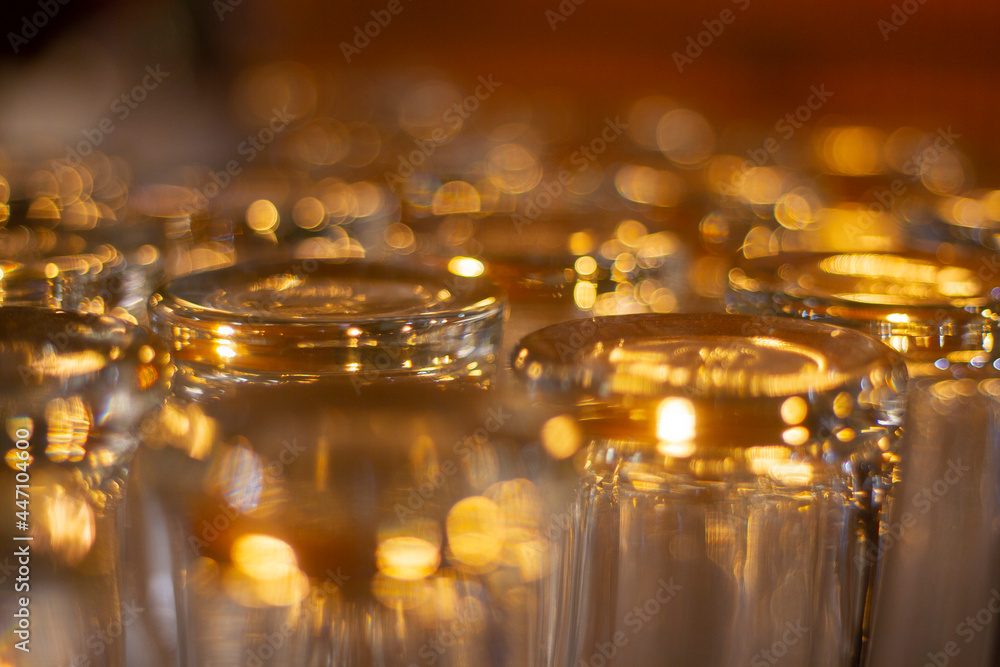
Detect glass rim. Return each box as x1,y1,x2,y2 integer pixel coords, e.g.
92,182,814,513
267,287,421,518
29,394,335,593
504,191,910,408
510,312,906,454
728,250,1000,360
511,312,904,399
149,258,506,378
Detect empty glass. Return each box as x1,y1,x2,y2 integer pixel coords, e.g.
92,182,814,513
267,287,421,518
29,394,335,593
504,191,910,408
0,307,169,667
141,258,571,666
148,259,504,388
511,313,906,667
730,250,1000,666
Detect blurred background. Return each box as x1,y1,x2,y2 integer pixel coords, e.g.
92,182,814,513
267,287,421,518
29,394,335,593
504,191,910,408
0,0,997,179
0,4,997,666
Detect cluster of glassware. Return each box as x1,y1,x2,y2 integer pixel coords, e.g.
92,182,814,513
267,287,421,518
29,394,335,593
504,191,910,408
1,63,999,666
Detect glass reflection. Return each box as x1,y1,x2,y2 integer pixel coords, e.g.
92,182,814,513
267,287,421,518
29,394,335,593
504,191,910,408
0,308,169,667
141,258,571,666
512,313,906,667
729,249,1000,666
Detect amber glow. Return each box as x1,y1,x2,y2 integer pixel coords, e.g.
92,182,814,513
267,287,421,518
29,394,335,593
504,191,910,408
34,482,96,566
232,534,299,581
446,496,505,568
817,126,886,176
656,397,696,444
540,415,583,460
28,350,108,378
45,397,91,463
433,181,481,215
447,256,485,278
246,199,280,233
780,396,807,425
377,536,441,580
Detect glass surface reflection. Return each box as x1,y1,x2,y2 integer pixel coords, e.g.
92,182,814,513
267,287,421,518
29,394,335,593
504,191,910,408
145,384,566,666
0,307,169,667
142,258,571,666
512,313,906,667
729,250,1000,667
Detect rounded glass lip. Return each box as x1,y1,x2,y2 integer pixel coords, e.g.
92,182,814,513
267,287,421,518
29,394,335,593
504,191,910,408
149,258,507,377
728,250,1000,359
151,258,504,324
511,312,903,400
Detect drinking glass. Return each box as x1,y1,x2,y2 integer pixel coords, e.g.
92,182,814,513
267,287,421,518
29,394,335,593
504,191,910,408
0,307,169,666
730,250,1000,666
511,313,906,667
141,258,569,666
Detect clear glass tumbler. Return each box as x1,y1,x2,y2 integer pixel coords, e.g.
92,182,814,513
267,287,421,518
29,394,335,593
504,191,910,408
730,250,1000,666
0,307,170,666
511,312,906,667
141,258,570,666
